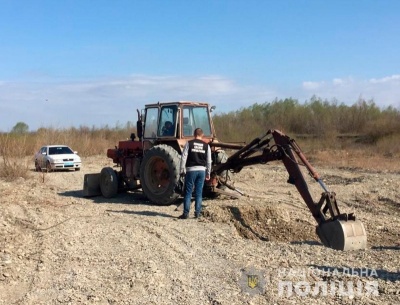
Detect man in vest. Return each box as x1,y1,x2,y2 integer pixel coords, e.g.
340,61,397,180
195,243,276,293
179,128,212,219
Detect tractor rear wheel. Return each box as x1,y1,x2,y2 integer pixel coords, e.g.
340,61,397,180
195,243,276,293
100,167,118,198
140,144,180,205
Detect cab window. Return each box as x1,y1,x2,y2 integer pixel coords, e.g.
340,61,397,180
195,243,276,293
158,105,177,137
143,107,159,138
182,106,211,137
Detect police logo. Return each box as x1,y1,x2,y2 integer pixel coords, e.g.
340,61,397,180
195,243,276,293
239,267,265,295
247,274,259,289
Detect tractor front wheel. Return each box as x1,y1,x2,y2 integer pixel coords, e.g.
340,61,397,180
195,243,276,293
100,167,118,198
140,144,180,205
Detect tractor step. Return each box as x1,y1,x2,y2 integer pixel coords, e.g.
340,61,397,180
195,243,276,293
316,219,367,251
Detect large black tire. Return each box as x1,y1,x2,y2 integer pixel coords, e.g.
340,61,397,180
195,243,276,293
140,144,181,205
100,167,118,198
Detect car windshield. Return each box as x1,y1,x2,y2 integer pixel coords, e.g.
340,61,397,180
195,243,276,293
49,146,74,155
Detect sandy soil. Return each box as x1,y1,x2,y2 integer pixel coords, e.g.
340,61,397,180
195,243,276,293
0,156,399,304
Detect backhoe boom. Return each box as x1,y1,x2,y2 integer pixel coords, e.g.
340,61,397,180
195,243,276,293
210,130,367,251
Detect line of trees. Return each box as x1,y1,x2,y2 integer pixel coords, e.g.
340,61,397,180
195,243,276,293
3,97,400,158
1,97,400,181
212,96,400,143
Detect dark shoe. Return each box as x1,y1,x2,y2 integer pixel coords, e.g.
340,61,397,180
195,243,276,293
194,213,200,219
178,214,188,219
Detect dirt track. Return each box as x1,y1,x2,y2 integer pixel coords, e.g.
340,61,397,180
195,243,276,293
1,156,399,304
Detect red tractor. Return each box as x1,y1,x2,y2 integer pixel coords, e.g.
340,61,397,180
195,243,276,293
84,101,367,251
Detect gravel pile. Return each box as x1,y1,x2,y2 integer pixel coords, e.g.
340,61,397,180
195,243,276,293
0,157,399,304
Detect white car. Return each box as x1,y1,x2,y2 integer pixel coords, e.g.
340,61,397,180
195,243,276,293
34,145,81,172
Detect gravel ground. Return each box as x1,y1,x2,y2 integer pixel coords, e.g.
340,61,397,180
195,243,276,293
0,156,399,304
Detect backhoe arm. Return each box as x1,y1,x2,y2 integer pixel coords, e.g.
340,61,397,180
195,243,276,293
210,129,367,251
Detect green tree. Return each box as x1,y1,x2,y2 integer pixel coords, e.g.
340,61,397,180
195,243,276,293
11,122,29,134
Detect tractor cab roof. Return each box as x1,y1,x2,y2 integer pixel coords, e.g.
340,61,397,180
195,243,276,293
145,101,210,108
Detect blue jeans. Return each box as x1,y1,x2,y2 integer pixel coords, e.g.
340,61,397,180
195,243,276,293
183,170,206,216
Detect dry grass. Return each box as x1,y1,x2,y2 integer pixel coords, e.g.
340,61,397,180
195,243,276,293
0,134,31,181
34,127,131,156
309,149,400,172
1,122,399,182
0,126,133,181
298,135,400,172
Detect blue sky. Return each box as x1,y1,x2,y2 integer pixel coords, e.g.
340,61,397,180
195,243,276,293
1,0,399,131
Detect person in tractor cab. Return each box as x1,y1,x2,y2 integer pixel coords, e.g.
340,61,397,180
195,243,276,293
179,128,212,219
162,121,175,136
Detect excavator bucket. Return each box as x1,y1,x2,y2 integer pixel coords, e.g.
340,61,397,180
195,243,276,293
316,219,367,251
83,173,101,197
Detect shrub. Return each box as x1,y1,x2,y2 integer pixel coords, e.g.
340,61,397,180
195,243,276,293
0,134,31,181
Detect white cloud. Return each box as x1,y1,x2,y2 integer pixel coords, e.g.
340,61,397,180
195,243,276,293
1,73,399,132
332,78,343,85
369,74,400,84
0,75,277,131
302,81,323,90
299,75,400,108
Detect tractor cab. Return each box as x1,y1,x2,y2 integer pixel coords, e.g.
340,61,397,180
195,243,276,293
141,102,215,147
